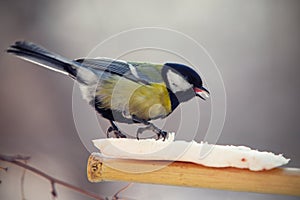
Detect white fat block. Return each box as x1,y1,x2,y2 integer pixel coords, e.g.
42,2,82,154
93,133,289,171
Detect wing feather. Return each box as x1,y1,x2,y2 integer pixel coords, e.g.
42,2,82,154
75,58,163,84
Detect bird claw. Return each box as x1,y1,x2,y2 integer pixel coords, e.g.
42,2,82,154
136,125,168,141
107,126,127,138
157,130,168,141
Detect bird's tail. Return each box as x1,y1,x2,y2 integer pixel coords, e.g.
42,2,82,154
7,41,78,78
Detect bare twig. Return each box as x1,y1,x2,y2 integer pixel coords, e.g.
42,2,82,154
0,154,105,200
113,183,133,200
0,166,8,171
0,165,8,184
51,181,57,198
21,160,27,200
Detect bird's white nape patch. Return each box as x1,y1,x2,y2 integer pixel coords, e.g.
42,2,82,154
166,70,192,93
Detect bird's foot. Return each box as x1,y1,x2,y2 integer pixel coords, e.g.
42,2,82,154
136,124,168,141
107,126,127,138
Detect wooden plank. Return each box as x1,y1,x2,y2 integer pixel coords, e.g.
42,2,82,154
87,153,300,196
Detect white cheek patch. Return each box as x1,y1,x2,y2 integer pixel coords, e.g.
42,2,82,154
166,70,192,93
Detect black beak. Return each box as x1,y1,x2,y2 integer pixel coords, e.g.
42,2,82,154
194,86,210,100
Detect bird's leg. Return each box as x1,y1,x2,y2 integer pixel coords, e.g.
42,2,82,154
107,120,127,138
133,117,168,141
137,123,168,141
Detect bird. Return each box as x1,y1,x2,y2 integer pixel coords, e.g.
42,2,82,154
7,41,210,140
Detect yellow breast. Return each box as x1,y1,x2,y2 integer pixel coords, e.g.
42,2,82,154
96,76,171,120
129,83,172,120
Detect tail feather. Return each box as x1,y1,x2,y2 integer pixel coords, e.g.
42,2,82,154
7,41,78,78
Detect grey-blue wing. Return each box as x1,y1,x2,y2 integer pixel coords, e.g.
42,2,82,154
76,58,129,74
74,58,164,84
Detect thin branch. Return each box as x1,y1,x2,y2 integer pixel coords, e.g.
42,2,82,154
0,154,105,200
51,181,57,198
0,166,8,171
0,165,8,184
113,183,133,200
21,160,27,200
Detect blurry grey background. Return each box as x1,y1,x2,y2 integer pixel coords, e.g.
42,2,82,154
0,0,299,200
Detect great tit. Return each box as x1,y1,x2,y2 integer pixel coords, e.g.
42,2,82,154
7,41,210,140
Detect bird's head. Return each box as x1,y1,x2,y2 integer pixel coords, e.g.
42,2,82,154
162,63,210,101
